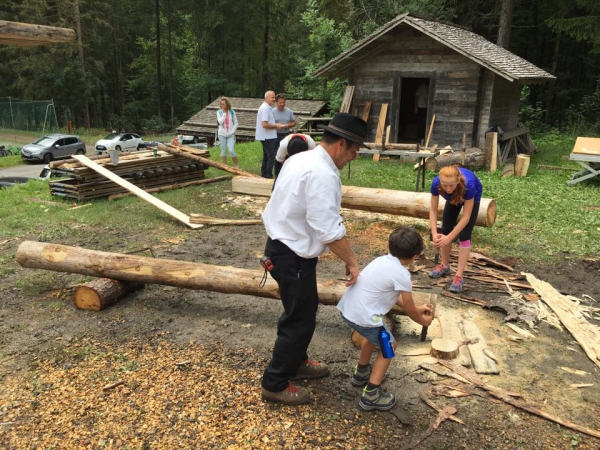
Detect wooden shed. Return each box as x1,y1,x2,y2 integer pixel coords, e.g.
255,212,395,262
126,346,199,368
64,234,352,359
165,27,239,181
177,97,328,144
313,13,556,149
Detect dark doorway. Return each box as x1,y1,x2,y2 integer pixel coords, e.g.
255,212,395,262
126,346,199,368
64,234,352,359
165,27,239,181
397,78,430,143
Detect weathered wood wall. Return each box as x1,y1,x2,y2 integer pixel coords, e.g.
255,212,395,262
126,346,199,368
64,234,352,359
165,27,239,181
488,76,522,132
350,26,482,148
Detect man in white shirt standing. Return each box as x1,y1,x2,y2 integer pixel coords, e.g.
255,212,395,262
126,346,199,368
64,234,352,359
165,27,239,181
255,91,284,178
260,113,369,405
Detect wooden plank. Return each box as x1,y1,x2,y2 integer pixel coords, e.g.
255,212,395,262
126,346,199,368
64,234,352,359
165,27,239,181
361,100,372,122
340,85,355,113
373,103,388,163
461,319,499,374
484,132,498,171
424,114,436,147
72,155,202,229
499,126,529,141
572,137,600,156
0,20,75,46
524,273,600,369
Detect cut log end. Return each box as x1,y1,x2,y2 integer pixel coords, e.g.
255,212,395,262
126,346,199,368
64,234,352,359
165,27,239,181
430,338,460,360
74,278,145,311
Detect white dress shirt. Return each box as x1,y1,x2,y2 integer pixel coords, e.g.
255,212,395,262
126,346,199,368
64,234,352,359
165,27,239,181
263,145,346,258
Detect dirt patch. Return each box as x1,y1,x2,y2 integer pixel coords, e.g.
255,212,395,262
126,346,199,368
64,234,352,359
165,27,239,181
1,206,599,449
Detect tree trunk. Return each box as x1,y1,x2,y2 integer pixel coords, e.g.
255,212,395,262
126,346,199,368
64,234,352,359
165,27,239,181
497,0,515,49
231,176,497,228
16,241,435,315
545,29,561,124
262,0,270,92
167,3,175,127
74,0,90,130
425,148,485,172
75,278,145,311
155,0,162,120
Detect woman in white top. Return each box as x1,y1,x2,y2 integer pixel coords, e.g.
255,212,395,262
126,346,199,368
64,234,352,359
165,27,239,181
217,97,239,168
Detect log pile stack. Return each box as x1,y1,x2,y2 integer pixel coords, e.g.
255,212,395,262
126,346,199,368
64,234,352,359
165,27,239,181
48,148,210,200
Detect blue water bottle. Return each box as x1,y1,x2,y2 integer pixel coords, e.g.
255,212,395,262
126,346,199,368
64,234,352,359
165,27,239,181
378,327,395,359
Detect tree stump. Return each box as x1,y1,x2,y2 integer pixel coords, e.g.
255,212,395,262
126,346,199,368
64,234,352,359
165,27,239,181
430,338,460,360
74,278,145,311
351,315,395,348
501,163,515,179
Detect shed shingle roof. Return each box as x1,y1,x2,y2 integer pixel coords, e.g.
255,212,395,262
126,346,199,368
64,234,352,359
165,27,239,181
314,13,555,83
177,97,328,141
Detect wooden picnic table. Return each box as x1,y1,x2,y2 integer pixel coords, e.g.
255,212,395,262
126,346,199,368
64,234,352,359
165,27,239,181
568,137,600,185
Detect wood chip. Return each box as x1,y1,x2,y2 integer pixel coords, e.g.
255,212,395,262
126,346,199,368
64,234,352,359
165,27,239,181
568,384,594,390
505,323,535,338
560,367,589,376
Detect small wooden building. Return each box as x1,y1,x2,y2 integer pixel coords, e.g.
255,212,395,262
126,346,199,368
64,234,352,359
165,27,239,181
178,97,328,144
313,13,555,149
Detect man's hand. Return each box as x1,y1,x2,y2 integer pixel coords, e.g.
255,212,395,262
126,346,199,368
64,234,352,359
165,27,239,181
345,263,360,286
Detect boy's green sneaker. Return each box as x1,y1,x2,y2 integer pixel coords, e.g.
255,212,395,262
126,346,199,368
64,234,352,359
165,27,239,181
359,386,396,411
351,365,371,387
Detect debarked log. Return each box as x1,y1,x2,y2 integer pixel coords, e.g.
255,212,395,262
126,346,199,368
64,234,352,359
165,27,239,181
232,176,496,228
75,278,145,311
16,241,435,315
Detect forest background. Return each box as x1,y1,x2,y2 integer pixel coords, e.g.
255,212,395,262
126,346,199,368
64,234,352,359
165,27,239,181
1,0,600,137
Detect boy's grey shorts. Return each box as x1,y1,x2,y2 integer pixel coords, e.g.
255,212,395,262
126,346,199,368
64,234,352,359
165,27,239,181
341,313,396,347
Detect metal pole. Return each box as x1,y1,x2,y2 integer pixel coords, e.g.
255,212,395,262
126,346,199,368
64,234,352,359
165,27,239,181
9,96,16,143
52,100,59,133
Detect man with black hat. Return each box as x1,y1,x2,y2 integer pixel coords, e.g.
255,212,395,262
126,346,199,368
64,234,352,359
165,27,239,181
261,112,369,405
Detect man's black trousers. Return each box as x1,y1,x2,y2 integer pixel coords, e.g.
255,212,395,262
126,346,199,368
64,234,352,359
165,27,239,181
261,238,319,392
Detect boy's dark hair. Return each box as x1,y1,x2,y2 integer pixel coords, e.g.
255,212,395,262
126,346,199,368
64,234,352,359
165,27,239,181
388,227,423,259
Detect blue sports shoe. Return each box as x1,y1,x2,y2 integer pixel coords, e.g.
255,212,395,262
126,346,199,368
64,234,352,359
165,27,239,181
448,276,464,293
429,264,451,278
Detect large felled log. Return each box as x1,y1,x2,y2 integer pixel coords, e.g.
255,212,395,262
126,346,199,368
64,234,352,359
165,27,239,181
75,278,145,311
232,176,497,227
16,241,435,315
425,148,485,172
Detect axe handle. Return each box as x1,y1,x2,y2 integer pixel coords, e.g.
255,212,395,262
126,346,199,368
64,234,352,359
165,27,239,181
420,297,437,342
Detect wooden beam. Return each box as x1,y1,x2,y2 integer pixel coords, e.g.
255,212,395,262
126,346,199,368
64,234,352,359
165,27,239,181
0,20,76,46
340,85,355,113
15,241,435,315
373,103,388,162
361,100,372,122
73,155,203,229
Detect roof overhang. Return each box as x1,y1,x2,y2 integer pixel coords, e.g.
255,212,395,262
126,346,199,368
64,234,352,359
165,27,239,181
0,20,76,47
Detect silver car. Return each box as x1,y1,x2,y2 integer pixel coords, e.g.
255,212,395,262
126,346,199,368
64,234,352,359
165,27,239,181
21,134,86,164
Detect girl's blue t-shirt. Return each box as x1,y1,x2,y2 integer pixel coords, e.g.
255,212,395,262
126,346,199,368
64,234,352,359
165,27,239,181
430,167,482,203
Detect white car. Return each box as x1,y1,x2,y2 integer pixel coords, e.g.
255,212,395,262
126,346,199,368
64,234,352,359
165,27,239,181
95,132,142,153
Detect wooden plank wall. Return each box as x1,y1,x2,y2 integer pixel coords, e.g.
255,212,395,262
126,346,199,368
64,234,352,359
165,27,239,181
475,71,495,149
488,76,522,132
351,27,483,148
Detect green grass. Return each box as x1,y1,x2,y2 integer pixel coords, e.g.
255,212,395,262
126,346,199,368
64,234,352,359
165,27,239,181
0,133,598,265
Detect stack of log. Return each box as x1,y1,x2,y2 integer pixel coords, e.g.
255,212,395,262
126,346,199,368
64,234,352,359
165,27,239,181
48,148,210,200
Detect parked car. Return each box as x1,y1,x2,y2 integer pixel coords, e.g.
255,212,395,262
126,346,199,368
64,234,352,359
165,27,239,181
20,134,86,164
95,132,142,153
182,135,204,144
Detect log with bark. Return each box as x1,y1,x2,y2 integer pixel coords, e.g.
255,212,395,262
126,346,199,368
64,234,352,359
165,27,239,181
425,148,485,172
158,143,259,178
16,241,435,315
232,176,497,227
74,278,145,311
501,162,515,178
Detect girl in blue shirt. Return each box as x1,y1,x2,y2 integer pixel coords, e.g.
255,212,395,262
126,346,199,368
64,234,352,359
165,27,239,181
428,165,483,293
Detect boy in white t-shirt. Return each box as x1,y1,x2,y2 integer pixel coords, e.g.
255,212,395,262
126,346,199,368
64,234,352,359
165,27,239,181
337,227,433,411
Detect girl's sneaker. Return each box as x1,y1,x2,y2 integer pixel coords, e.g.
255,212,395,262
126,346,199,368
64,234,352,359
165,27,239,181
359,386,396,411
429,264,451,278
448,276,464,293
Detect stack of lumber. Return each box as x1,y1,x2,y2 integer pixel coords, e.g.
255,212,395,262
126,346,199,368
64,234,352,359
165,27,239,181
48,149,210,200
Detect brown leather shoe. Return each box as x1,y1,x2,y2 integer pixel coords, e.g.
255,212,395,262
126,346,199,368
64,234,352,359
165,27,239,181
262,383,310,405
294,359,329,379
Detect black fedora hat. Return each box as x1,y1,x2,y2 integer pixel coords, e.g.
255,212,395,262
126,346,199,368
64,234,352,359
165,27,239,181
317,113,368,148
